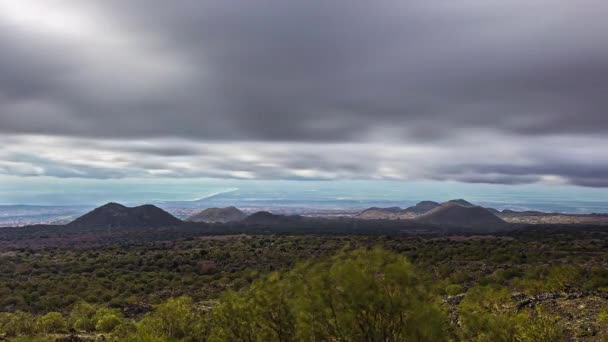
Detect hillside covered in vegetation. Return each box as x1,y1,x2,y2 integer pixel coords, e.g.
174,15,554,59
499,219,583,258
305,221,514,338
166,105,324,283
2,229,608,340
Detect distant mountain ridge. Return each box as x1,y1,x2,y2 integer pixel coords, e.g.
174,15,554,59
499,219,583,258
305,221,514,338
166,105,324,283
415,202,506,229
356,208,416,220
404,201,440,214
64,199,542,231
68,202,181,228
356,199,474,219
186,206,247,223
5,200,608,248
243,211,303,225
445,199,474,207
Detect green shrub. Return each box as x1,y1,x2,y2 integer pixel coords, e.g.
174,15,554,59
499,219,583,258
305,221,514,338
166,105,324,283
211,272,295,341
0,311,36,337
96,313,123,333
445,283,464,296
68,301,97,332
211,247,448,341
545,265,582,292
133,296,208,341
585,267,608,291
459,285,518,342
515,307,565,342
36,312,66,334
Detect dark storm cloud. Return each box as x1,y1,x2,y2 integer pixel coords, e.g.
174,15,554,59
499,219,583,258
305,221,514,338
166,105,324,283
1,0,607,140
0,1,607,186
438,164,608,188
108,144,205,157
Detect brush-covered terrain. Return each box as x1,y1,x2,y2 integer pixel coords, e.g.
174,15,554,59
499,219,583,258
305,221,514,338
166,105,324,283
2,225,608,341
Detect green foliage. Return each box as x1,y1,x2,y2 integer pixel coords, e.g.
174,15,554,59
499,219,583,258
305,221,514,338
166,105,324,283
295,247,446,341
460,286,565,342
0,311,36,337
68,301,97,332
445,283,464,296
596,308,608,340
94,307,124,333
585,266,608,291
459,285,518,342
66,301,125,333
211,272,295,341
514,307,565,342
109,321,138,340
545,265,582,292
211,247,447,341
2,234,607,315
133,296,208,341
36,312,66,334
1,234,608,340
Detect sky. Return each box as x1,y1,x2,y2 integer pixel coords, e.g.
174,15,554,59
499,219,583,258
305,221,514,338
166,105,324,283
0,1,607,205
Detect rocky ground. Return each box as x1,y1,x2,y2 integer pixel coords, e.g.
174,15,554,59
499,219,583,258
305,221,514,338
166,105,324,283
444,289,608,341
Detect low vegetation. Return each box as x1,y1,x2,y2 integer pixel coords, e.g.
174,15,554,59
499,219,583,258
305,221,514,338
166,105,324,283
1,231,608,340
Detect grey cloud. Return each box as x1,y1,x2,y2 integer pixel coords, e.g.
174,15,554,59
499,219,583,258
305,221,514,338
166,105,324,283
0,1,607,187
2,134,608,187
113,145,205,157
0,0,607,142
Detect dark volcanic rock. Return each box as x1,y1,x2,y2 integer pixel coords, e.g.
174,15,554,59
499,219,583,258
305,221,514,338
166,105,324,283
485,207,501,214
244,211,302,225
121,303,153,319
446,199,475,207
55,335,93,342
355,207,411,219
245,211,280,223
187,206,247,223
515,292,562,310
415,202,507,230
67,202,181,228
446,294,465,305
404,201,440,214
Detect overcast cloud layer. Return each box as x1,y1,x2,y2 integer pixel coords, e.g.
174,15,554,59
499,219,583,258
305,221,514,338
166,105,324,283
0,0,607,186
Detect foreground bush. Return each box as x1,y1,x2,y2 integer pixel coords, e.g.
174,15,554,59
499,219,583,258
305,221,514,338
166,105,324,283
211,247,447,341
127,296,208,341
459,285,518,341
515,308,565,342
36,312,66,334
459,285,565,342
0,311,36,337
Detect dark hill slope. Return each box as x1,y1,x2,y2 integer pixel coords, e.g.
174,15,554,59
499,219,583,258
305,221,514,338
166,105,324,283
68,202,181,228
243,211,304,225
187,206,246,223
356,207,412,219
415,202,506,230
446,199,474,207
404,201,440,214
